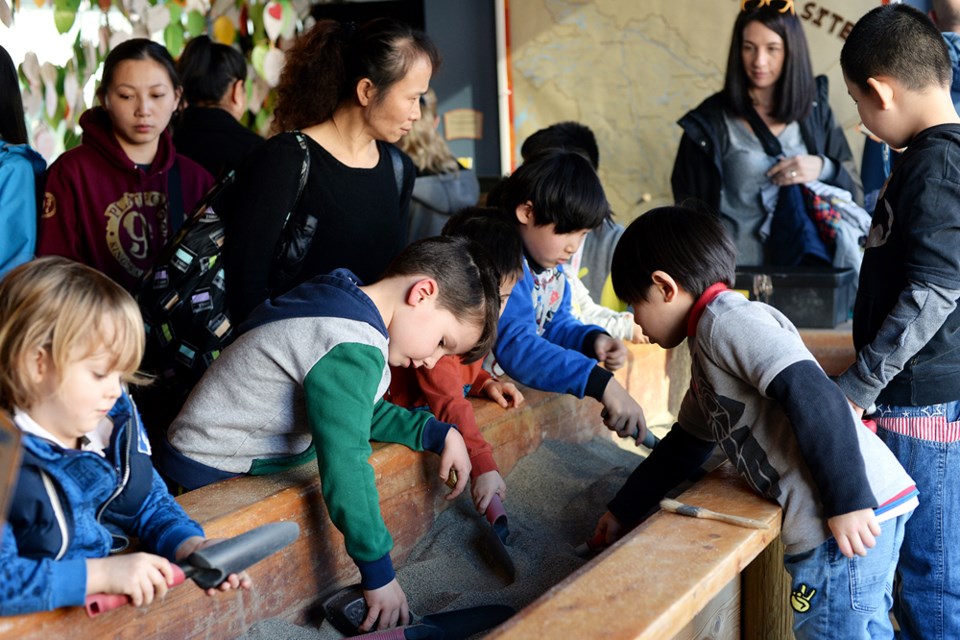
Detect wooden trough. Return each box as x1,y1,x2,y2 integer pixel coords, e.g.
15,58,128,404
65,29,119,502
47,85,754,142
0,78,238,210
0,328,855,640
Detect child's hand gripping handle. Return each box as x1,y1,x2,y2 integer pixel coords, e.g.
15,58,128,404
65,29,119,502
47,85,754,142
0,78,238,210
84,564,187,617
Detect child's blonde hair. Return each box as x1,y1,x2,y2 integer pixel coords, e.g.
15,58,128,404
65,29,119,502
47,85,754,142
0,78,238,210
397,89,460,175
0,257,147,412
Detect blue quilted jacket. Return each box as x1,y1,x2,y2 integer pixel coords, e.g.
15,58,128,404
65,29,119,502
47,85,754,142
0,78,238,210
0,392,203,615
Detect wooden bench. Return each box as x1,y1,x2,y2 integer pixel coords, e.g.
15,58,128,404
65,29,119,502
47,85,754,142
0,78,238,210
0,329,854,639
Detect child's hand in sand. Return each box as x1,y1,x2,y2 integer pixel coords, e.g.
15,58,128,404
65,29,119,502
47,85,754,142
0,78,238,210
440,428,471,499
472,470,506,513
595,510,624,546
361,579,410,631
481,379,524,408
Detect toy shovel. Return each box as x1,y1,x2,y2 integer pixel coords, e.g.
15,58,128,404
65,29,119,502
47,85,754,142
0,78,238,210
84,520,300,617
444,471,515,582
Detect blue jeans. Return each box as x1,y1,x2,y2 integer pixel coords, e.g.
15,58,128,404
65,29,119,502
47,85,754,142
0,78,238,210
784,513,910,640
874,408,960,640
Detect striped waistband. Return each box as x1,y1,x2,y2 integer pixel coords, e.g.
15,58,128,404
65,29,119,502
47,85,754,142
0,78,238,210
874,411,960,444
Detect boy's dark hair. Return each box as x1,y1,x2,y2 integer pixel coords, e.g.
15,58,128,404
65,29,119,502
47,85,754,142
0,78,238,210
723,6,815,123
441,206,524,284
0,45,27,146
177,35,247,107
520,121,600,170
486,150,610,234
97,39,180,103
273,18,441,133
382,236,499,363
841,4,951,93
612,207,736,303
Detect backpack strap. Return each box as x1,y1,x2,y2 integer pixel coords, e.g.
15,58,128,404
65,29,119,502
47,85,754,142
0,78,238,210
743,106,785,159
387,144,404,199
168,160,184,232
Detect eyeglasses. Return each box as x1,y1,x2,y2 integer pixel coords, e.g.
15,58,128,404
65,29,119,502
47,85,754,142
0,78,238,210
740,0,795,15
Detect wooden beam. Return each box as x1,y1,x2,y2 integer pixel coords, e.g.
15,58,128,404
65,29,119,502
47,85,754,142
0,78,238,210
485,464,782,640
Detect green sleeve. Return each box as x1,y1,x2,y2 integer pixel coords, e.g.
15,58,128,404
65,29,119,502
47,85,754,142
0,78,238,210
302,342,393,563
369,397,433,448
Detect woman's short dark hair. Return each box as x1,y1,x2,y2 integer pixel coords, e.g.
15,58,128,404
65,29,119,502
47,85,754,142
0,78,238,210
723,6,815,123
441,206,524,284
841,4,951,93
612,206,736,303
0,45,27,145
382,236,499,363
486,150,610,234
177,35,247,106
272,18,441,133
97,38,180,103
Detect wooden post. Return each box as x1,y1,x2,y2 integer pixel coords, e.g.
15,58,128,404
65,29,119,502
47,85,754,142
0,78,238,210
741,533,794,639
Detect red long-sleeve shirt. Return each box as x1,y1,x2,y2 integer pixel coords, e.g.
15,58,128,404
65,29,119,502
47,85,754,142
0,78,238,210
387,356,497,477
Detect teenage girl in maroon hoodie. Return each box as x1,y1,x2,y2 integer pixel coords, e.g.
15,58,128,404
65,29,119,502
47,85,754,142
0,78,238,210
38,39,213,291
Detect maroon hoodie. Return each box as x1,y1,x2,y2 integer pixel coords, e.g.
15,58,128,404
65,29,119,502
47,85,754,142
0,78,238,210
38,107,214,290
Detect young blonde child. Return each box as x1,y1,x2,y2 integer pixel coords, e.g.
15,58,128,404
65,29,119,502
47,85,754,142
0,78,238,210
38,39,214,291
0,257,247,616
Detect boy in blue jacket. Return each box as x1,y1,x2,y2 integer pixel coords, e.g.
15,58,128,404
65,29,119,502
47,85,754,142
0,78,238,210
486,150,648,441
0,257,248,616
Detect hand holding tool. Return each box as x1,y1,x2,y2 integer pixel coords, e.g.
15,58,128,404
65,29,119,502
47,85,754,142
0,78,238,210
574,531,606,558
600,408,659,449
321,584,514,639
445,471,515,582
85,520,300,616
659,498,768,530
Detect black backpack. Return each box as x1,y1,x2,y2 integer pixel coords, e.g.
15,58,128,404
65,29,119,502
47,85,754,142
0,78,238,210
135,135,406,435
134,132,311,431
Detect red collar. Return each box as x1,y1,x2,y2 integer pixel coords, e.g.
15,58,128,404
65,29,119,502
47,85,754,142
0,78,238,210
687,282,729,337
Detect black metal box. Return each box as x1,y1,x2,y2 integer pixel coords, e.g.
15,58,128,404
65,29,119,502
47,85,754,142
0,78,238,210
733,267,855,329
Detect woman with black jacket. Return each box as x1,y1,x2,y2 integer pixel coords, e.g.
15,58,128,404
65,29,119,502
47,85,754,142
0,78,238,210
671,2,861,266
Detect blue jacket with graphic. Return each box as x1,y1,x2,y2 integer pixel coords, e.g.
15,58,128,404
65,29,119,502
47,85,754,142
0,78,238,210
491,257,612,399
0,392,204,615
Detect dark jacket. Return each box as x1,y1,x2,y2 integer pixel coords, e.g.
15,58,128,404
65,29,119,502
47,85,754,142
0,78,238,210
405,166,480,244
173,106,264,179
671,75,863,216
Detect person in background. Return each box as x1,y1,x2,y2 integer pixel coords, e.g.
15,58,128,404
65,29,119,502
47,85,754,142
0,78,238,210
38,39,214,291
173,35,264,178
222,18,434,323
671,2,861,267
0,44,45,279
388,207,524,514
520,121,644,343
0,257,249,616
839,6,960,638
398,88,480,243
